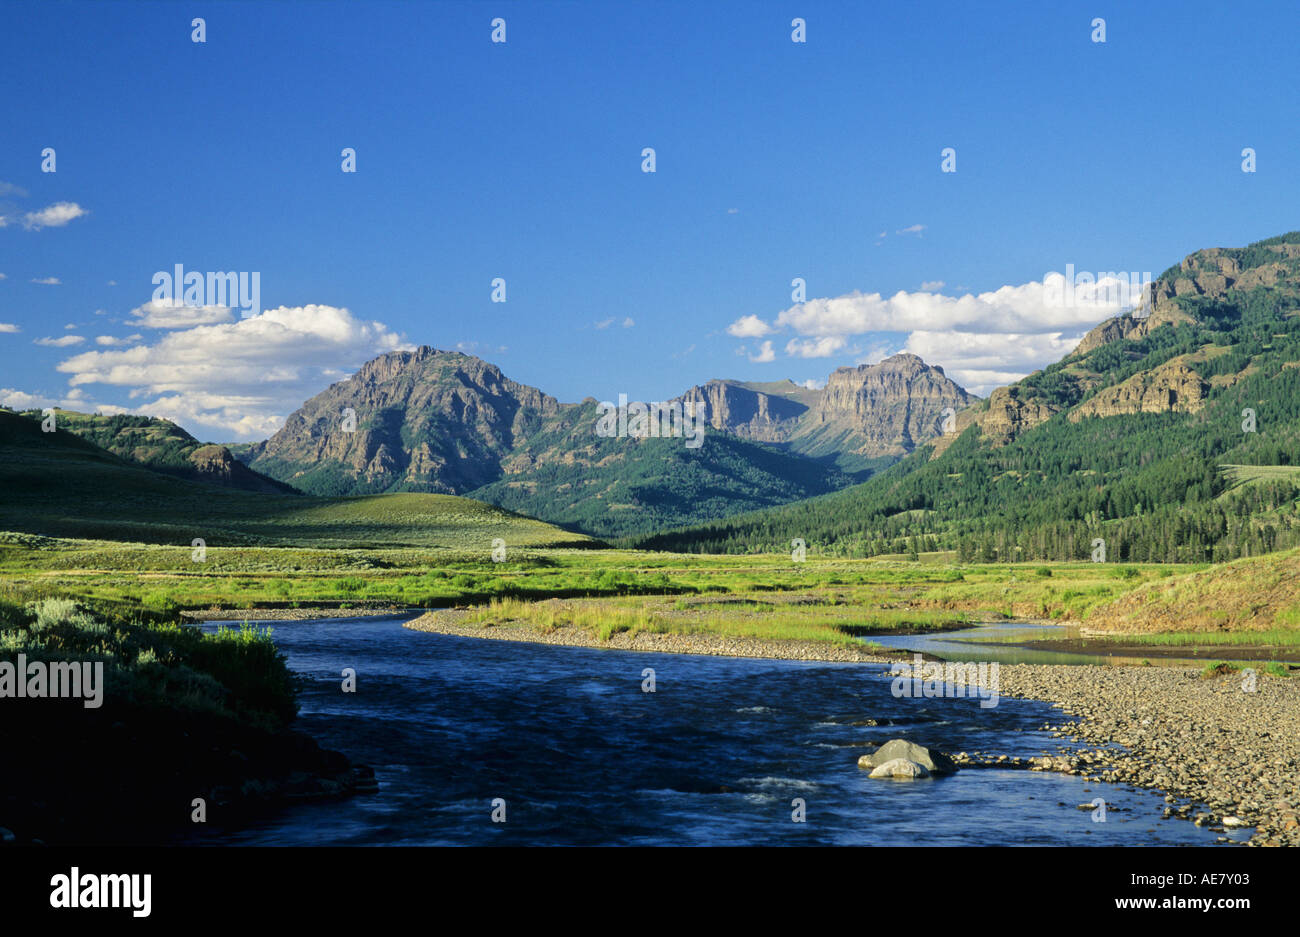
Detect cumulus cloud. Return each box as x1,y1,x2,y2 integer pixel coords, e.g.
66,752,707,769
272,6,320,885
23,201,88,230
727,314,774,338
31,277,60,285
94,334,143,347
748,340,776,363
0,323,19,333
920,280,945,291
0,386,95,412
724,271,1145,396
56,303,411,440
785,336,847,358
901,330,1081,395
35,335,85,347
128,299,236,329
622,317,635,328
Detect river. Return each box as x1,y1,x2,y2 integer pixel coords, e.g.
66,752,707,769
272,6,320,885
190,614,1229,846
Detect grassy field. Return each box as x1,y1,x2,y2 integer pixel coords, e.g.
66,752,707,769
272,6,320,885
456,593,973,647
1218,463,1300,492
0,531,1205,630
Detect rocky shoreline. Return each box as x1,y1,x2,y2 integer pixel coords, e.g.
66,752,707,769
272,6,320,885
406,611,1299,846
990,663,1300,847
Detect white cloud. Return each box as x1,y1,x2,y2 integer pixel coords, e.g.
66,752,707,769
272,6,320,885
35,335,85,347
94,334,143,347
0,386,95,412
56,303,411,440
23,201,88,230
748,340,776,363
622,317,634,328
774,275,1128,338
727,314,774,338
0,182,28,198
31,277,61,285
0,323,19,333
128,299,235,329
920,280,945,291
897,224,926,237
901,330,1082,396
724,271,1144,394
0,273,7,280
593,317,614,329
454,340,507,355
785,336,847,358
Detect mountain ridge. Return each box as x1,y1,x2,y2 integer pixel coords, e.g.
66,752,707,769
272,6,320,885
240,348,974,536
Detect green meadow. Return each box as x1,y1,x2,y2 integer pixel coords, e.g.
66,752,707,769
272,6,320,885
0,530,1202,636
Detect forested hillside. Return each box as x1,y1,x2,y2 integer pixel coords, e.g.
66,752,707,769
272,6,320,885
639,233,1300,563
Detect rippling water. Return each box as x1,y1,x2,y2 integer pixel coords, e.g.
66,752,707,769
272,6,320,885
190,615,1226,846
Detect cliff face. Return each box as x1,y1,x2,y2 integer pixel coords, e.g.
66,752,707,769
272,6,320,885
797,354,976,458
1070,361,1208,421
675,355,976,466
675,380,808,442
975,386,1062,446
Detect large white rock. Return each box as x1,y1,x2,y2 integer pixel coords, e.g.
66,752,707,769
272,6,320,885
867,758,931,780
858,739,957,774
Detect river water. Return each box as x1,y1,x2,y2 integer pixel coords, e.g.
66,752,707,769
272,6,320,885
192,614,1229,846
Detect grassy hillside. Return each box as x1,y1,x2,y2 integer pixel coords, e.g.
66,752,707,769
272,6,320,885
640,233,1300,563
1085,545,1300,634
0,409,591,550
27,409,298,494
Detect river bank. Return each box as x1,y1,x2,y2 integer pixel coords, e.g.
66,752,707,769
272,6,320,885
183,605,413,621
405,610,1299,846
404,609,894,662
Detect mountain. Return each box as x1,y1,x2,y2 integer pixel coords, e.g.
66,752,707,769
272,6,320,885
639,232,1300,564
242,348,972,538
468,401,855,539
36,411,298,495
677,354,976,472
0,408,590,549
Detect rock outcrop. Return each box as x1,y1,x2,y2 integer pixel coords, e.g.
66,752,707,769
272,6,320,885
1070,360,1209,421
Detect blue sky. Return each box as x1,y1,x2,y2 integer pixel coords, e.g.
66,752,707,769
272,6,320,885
2,0,1298,441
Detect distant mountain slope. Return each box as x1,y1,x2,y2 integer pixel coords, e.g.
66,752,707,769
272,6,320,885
34,410,298,495
640,232,1300,563
675,354,975,473
0,409,590,549
243,347,973,536
247,347,559,495
469,399,854,539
